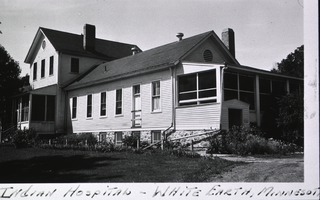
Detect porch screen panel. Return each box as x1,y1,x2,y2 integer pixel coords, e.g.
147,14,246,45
21,96,29,122
46,96,55,121
178,70,216,106
31,95,45,121
239,75,255,110
224,72,238,101
198,70,216,103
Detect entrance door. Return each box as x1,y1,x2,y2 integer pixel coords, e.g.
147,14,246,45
228,108,242,129
132,85,142,127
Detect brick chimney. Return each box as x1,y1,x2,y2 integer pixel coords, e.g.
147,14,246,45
222,28,235,57
83,24,96,51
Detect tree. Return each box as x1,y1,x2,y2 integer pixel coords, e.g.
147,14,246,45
269,45,304,145
271,45,304,78
276,92,303,145
0,44,22,129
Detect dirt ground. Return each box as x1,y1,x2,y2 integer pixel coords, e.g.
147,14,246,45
208,154,304,182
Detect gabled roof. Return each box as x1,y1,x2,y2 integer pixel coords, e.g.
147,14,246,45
25,27,139,63
65,30,240,90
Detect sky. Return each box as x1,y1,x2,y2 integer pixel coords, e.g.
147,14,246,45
0,0,304,77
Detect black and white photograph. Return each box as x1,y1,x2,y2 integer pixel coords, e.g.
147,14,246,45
0,0,318,199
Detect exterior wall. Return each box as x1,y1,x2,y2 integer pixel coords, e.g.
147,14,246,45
175,62,222,130
30,37,59,89
221,99,250,130
183,38,226,64
67,69,172,133
29,121,55,135
176,104,221,130
58,54,105,85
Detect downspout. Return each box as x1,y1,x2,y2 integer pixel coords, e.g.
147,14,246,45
219,63,228,129
171,61,179,131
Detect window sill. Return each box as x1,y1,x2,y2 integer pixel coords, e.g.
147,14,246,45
71,118,78,121
115,114,124,117
86,117,93,120
176,102,218,109
49,74,54,77
151,110,162,114
70,72,79,74
99,116,108,119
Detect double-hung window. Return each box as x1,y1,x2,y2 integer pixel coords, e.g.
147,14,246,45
71,58,79,73
115,89,122,115
152,81,161,111
33,62,37,80
41,59,45,78
178,70,217,106
72,97,77,119
100,92,106,116
87,94,92,118
49,56,54,75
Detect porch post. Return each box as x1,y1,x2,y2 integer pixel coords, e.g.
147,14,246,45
255,75,261,126
28,93,32,123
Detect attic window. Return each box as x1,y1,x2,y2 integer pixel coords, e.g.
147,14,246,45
42,40,46,49
203,49,213,62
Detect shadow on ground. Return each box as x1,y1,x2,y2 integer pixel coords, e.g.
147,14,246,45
0,154,122,183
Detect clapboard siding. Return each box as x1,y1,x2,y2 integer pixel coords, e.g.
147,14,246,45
67,69,172,133
176,103,221,130
221,99,250,130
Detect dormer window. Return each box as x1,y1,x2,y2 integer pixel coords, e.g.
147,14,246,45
71,58,79,73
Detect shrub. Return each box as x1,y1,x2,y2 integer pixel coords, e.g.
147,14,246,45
12,129,37,148
207,126,302,155
122,135,140,148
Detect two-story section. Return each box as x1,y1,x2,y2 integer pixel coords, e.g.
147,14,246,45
16,24,139,134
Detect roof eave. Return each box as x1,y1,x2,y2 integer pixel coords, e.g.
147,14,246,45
65,62,176,91
227,64,303,80
24,28,44,64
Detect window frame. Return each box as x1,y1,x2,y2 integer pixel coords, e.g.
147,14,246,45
151,131,161,144
86,94,93,118
71,97,77,119
100,92,107,117
114,132,123,146
178,70,217,106
49,56,54,76
41,59,45,78
223,72,255,110
71,57,80,73
33,62,37,81
115,89,123,116
151,80,161,112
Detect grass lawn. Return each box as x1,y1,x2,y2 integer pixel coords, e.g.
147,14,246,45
0,145,242,183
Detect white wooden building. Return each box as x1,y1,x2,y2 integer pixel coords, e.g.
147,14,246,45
14,24,303,145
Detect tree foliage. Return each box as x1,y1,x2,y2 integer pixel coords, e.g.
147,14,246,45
271,45,304,78
276,92,303,145
269,45,304,145
0,44,22,128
